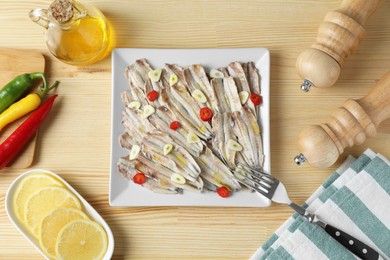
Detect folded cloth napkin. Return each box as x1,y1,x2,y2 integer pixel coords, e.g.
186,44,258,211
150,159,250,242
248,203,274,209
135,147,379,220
251,149,390,260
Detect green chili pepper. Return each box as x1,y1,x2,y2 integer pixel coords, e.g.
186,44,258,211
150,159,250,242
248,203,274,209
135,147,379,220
0,72,47,114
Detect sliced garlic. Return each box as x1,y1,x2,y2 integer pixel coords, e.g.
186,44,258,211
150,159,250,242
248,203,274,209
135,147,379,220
148,69,162,82
238,91,249,104
191,89,207,103
127,101,141,110
210,69,224,79
170,173,186,184
142,105,155,118
170,74,178,86
226,139,243,151
129,145,141,160
163,144,173,155
187,132,201,144
234,166,247,180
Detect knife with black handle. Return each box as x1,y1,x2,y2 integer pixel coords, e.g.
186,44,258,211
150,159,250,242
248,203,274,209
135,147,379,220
289,203,383,260
323,223,382,260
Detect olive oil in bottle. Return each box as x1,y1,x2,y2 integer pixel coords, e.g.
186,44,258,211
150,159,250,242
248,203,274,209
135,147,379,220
30,0,113,66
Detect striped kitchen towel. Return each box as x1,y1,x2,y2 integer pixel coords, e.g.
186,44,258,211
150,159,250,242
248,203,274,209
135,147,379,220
251,149,390,260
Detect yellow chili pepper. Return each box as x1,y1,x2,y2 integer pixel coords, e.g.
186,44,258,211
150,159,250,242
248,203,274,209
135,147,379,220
0,81,59,132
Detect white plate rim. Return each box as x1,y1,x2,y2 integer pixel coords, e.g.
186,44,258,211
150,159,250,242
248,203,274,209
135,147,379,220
110,47,271,207
5,169,114,260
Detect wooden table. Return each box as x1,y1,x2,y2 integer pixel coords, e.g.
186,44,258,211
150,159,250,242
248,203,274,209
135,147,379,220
1,0,390,259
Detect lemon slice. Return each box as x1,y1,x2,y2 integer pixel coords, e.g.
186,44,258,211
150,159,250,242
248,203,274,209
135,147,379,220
24,187,81,237
56,219,108,260
40,208,89,259
13,173,63,222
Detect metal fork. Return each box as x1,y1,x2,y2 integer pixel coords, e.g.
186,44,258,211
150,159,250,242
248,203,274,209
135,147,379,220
233,163,383,260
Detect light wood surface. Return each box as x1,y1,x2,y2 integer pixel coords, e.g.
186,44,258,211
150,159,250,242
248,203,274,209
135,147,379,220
0,0,389,259
0,48,45,168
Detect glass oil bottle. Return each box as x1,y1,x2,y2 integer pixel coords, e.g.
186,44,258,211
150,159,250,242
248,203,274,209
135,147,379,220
30,0,113,66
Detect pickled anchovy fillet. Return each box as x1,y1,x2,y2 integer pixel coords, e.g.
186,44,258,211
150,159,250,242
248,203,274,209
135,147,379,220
217,67,229,77
227,62,256,117
211,112,236,169
164,63,186,86
134,59,165,105
125,64,146,94
172,84,212,132
241,107,260,168
196,148,241,191
122,107,155,141
232,110,255,167
211,112,224,159
119,132,138,150
247,61,261,96
211,78,230,113
160,88,209,140
247,61,262,117
148,108,203,157
142,131,201,180
155,107,203,153
184,64,219,111
223,77,242,112
118,157,180,194
222,112,237,169
164,86,212,140
136,152,202,192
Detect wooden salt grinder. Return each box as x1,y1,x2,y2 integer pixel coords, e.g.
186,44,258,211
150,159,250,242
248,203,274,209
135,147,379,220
296,0,384,92
294,71,390,168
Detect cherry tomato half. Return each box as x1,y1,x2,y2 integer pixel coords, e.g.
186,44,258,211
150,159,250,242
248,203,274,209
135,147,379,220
170,121,181,130
133,172,146,184
217,186,230,198
200,107,213,122
147,90,159,102
250,93,262,106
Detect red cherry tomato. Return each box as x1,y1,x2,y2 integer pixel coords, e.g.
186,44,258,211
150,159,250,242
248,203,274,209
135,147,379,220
250,93,262,106
217,186,230,198
147,90,159,102
200,107,213,122
170,121,181,130
133,172,146,184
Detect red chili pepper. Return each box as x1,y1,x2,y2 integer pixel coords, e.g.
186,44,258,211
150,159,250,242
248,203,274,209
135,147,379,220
169,121,181,130
217,186,230,198
250,93,262,106
200,107,213,122
147,90,159,102
0,95,58,170
133,172,146,184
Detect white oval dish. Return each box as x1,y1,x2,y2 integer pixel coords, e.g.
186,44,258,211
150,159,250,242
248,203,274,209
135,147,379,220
5,168,114,259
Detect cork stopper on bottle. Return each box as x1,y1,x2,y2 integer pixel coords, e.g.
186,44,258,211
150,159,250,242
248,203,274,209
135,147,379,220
49,0,74,23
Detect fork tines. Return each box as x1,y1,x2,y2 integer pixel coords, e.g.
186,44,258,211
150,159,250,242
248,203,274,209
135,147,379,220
233,163,279,200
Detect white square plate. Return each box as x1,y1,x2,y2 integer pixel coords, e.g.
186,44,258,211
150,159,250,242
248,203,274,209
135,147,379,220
110,48,271,207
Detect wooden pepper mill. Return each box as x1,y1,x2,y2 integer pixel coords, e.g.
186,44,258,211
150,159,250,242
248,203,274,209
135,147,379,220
296,0,384,92
295,71,390,168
